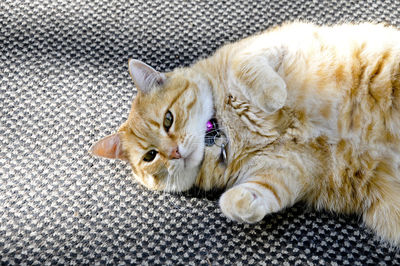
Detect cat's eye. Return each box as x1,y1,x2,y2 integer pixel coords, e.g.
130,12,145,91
163,110,174,132
143,150,158,162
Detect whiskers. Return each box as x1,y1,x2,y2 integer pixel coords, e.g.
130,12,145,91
205,128,225,136
206,125,228,135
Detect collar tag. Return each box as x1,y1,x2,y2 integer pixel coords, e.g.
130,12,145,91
218,137,228,164
205,119,219,146
205,118,228,164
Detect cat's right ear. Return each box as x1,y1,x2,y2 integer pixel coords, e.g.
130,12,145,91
90,133,128,160
128,59,166,94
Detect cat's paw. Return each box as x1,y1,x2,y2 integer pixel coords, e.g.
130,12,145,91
219,185,269,223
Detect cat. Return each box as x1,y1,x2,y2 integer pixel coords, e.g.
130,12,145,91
91,22,400,245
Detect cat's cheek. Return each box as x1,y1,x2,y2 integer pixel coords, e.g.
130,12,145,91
133,175,152,190
131,168,164,191
139,175,157,190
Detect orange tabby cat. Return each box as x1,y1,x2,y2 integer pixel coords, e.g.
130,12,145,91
91,22,400,245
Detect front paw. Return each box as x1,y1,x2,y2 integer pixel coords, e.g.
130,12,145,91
219,186,268,223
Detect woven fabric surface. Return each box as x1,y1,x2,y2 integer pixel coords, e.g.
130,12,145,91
1,0,400,264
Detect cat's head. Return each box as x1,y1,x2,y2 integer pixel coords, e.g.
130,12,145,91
91,60,214,192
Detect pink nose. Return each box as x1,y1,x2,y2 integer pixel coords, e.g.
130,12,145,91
170,147,181,159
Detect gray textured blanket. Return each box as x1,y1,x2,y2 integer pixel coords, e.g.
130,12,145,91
1,0,400,264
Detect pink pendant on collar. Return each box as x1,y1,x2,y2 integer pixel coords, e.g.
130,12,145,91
206,120,214,132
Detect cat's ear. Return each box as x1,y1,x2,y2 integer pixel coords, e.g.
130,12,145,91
90,133,127,160
128,59,166,93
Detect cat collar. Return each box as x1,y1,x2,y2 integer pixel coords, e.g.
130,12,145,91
205,118,228,163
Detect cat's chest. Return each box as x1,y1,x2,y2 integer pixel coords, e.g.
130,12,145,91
198,113,248,189
198,84,283,188
213,100,274,161
216,94,279,148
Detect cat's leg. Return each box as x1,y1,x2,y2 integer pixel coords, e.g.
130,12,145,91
362,178,400,245
232,54,287,114
219,173,300,223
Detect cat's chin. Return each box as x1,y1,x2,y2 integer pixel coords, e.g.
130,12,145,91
183,150,199,169
180,139,205,169
163,165,199,192
173,156,203,192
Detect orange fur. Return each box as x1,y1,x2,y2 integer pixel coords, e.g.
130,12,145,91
91,22,400,245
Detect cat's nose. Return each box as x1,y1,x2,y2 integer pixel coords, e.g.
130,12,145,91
170,147,181,159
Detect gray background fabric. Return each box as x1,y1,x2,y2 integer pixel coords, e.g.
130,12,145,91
1,0,400,264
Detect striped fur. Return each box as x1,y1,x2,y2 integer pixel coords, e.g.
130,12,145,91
92,22,400,245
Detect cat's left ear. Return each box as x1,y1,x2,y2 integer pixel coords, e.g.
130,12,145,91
128,59,166,93
90,133,128,160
